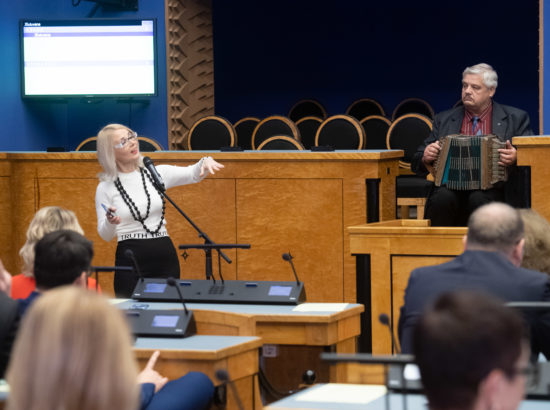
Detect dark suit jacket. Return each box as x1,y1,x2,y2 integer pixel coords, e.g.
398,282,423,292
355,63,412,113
411,101,533,176
0,293,19,378
398,250,550,359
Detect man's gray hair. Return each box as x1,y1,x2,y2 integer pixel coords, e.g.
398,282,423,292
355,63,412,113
467,203,524,252
463,63,498,89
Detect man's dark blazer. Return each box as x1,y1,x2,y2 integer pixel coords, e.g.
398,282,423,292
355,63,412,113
411,101,533,176
398,250,550,359
0,293,19,377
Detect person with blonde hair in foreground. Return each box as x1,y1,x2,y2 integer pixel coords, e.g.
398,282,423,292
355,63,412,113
11,206,101,299
519,208,550,276
6,286,214,410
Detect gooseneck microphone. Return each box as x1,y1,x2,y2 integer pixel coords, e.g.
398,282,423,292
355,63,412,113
143,156,165,192
379,313,401,354
167,278,189,315
124,249,144,283
215,369,244,410
282,252,301,285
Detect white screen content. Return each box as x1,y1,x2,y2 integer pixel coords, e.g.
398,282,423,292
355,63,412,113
22,20,156,96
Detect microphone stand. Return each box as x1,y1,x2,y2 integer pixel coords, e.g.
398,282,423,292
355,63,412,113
154,182,245,281
92,266,133,292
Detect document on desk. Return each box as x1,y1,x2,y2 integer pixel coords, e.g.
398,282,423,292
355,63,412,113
293,303,349,312
296,384,387,404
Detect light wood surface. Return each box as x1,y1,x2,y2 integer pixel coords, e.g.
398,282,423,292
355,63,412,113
348,219,466,353
0,151,401,303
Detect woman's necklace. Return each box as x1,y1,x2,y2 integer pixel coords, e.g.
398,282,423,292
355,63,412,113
114,167,166,235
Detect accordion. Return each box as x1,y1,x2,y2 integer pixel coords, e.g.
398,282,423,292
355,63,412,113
433,134,508,190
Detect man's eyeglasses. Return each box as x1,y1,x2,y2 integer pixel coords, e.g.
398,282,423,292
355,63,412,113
114,131,138,149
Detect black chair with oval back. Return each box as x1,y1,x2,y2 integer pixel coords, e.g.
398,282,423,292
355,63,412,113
346,98,385,122
138,136,163,151
257,135,305,150
386,113,434,219
392,97,435,121
360,115,392,150
288,99,327,122
187,116,236,150
251,115,300,150
75,137,97,151
295,116,323,150
315,115,364,150
234,117,260,150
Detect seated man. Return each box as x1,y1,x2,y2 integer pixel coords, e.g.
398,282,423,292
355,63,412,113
411,63,533,226
414,291,531,410
398,202,550,359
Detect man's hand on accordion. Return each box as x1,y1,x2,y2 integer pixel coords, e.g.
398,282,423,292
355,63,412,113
497,140,517,167
422,141,442,167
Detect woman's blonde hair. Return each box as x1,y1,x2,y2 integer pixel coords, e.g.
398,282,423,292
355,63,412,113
19,206,84,276
6,286,139,410
519,208,550,275
97,123,143,181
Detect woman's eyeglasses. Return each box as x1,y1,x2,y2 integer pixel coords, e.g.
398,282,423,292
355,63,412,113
114,131,138,149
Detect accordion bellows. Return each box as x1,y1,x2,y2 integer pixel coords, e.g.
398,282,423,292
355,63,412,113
433,134,508,190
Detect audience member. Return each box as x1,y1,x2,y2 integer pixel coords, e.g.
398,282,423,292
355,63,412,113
414,290,531,410
519,208,550,276
11,206,100,299
0,261,18,378
398,202,550,359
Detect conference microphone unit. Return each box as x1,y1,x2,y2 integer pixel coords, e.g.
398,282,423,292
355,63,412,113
125,277,196,338
215,369,244,410
124,249,144,283
379,313,401,354
143,156,165,192
132,252,306,305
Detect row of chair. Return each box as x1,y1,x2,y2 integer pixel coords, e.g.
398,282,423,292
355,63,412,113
288,97,435,123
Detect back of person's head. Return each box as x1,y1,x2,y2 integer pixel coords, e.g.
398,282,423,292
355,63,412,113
466,202,524,255
519,208,550,275
463,63,498,89
33,229,93,290
19,206,84,276
7,286,138,410
413,291,529,410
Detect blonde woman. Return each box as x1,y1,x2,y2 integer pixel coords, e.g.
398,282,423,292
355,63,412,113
11,206,100,299
7,286,214,410
95,124,223,297
519,208,550,275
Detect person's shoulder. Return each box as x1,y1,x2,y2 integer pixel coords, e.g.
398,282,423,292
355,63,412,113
493,101,529,117
434,105,463,120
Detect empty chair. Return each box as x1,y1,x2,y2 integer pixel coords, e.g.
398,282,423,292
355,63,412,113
288,99,327,122
315,115,364,150
138,136,163,151
360,115,391,150
234,117,260,150
296,116,323,150
251,116,300,150
75,137,97,151
387,113,434,219
346,98,385,121
257,136,305,150
187,116,235,150
392,98,435,121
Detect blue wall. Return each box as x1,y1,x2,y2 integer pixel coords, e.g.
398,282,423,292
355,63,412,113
212,0,540,133
0,1,167,151
0,1,542,151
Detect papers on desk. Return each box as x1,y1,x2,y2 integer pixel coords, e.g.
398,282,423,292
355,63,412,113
109,298,131,305
293,303,349,312
296,384,387,404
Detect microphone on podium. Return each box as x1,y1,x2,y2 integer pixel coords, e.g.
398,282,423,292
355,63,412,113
124,249,144,283
282,252,301,285
143,156,165,192
379,313,401,354
215,369,244,410
167,278,190,315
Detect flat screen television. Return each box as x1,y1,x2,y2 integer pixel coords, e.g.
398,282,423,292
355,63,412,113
20,18,157,98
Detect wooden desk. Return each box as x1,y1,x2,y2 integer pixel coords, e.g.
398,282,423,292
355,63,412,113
514,136,550,220
0,150,401,303
348,220,466,354
118,300,363,393
134,335,262,410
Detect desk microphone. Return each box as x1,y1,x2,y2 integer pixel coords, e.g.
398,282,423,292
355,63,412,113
282,252,301,285
167,278,189,315
143,156,165,192
215,369,244,410
124,249,144,283
379,313,401,354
